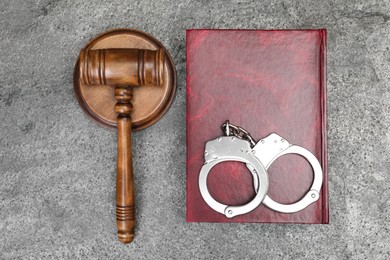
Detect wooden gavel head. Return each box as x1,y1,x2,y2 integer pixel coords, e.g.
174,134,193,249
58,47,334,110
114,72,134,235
79,48,164,87
73,29,176,244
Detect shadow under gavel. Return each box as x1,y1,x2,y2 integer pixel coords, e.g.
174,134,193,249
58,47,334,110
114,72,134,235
79,48,164,243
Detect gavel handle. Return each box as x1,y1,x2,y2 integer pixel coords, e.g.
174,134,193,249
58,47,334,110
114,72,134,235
115,86,135,243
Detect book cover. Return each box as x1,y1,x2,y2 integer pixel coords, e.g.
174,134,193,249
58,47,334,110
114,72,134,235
186,29,328,223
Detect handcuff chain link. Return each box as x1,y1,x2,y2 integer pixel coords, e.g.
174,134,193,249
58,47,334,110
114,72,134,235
222,120,256,148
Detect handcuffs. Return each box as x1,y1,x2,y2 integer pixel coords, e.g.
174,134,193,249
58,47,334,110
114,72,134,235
198,121,323,218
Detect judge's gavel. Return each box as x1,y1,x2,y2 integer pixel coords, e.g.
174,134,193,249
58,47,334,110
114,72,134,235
74,29,176,244
79,48,163,243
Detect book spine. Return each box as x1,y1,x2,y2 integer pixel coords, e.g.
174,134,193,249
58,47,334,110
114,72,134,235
319,29,329,224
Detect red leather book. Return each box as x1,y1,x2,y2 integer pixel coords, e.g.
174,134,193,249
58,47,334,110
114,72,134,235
186,29,328,223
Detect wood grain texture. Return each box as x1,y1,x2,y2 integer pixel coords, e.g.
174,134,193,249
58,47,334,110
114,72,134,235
74,29,176,244
115,86,135,243
73,28,176,130
80,49,164,87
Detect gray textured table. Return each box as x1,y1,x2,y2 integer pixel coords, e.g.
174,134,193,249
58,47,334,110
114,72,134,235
0,1,389,259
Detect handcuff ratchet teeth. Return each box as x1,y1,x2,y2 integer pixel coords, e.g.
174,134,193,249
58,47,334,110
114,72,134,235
198,121,323,217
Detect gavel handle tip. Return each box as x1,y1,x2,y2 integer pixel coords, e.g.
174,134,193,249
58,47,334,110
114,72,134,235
118,232,134,244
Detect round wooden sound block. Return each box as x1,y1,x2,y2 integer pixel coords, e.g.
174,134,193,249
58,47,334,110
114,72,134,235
74,28,176,130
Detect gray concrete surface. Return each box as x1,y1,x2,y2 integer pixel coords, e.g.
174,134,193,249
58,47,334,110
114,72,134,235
0,0,389,259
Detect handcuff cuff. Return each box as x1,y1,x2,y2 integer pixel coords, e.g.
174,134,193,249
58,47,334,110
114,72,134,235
198,121,323,218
